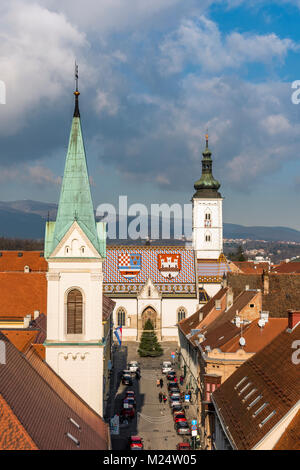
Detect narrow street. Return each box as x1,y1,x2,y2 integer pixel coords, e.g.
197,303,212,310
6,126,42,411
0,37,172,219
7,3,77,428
109,342,198,451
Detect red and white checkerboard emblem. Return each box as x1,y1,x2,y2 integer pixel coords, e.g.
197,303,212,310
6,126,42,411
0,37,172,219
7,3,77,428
118,253,141,279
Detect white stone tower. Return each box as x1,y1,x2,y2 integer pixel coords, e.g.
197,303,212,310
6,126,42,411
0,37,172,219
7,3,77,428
192,134,223,260
44,76,106,416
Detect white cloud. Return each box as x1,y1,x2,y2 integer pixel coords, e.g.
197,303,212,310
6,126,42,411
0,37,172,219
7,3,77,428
0,1,90,134
0,163,61,186
159,15,297,74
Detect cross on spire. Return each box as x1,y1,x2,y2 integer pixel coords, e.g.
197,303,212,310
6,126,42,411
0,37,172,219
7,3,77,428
73,61,80,117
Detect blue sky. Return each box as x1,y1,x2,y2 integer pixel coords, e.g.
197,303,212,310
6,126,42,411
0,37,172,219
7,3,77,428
0,0,300,229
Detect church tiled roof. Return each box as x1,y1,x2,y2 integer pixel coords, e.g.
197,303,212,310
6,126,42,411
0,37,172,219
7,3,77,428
103,246,197,297
197,255,231,283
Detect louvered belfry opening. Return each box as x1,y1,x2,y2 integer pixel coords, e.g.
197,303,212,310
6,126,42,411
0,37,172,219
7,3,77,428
67,289,83,334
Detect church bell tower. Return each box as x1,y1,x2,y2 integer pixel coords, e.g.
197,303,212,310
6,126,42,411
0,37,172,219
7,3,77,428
44,67,106,415
192,134,223,260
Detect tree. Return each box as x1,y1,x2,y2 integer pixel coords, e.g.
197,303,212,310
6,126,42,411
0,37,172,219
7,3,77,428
138,319,163,357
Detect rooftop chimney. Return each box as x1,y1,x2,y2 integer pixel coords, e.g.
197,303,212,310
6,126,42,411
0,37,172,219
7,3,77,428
288,311,300,330
23,314,31,328
34,310,40,320
262,270,269,295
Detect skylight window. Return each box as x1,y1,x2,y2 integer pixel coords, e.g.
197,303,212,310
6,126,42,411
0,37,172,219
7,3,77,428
259,410,276,428
247,395,262,410
66,432,80,447
252,402,269,418
242,388,257,403
238,382,252,395
69,417,81,430
234,376,248,390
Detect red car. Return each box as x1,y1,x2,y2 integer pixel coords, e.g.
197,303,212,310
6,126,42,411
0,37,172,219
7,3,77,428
174,416,187,424
129,436,143,450
121,408,135,419
174,413,186,422
176,442,191,450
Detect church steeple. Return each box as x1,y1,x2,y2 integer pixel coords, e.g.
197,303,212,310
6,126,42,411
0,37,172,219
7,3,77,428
193,133,221,199
44,66,105,258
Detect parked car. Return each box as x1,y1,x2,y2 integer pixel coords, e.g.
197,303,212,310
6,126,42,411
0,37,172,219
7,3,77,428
176,442,191,450
169,396,182,407
125,390,135,399
175,421,191,435
167,381,179,390
162,361,172,374
166,371,176,380
173,412,186,422
172,404,184,414
169,392,181,399
121,408,135,419
123,397,136,409
128,361,139,373
122,373,133,386
129,436,143,450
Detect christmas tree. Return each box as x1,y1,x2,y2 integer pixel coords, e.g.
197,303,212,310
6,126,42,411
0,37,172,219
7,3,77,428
138,319,163,357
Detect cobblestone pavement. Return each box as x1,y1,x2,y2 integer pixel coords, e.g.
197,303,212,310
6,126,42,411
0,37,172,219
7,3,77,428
109,342,199,451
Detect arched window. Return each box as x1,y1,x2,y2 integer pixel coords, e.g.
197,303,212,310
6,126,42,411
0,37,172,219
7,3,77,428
177,307,187,322
117,308,126,326
67,289,83,334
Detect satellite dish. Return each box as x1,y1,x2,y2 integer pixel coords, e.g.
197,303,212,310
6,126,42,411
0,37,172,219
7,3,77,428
239,337,246,347
258,319,265,328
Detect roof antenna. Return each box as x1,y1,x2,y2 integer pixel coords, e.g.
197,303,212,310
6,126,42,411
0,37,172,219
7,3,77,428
73,61,80,118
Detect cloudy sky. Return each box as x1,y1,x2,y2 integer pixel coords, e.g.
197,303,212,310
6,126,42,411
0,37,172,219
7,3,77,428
0,0,300,229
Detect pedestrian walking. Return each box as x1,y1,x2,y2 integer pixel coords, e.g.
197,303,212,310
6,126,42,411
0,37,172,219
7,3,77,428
136,370,140,380
160,378,163,388
156,378,160,387
163,394,167,403
159,392,163,403
180,375,183,386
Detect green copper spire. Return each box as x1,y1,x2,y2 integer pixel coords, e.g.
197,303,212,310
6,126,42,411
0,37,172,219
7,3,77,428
193,133,221,199
44,69,105,258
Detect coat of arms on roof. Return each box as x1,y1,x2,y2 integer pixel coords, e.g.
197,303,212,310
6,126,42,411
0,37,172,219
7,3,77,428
118,253,141,279
158,253,181,279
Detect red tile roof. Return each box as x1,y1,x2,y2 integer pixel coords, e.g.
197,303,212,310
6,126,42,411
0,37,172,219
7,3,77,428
0,394,38,450
0,251,47,272
178,287,228,335
0,273,47,319
273,410,300,450
221,318,288,353
0,332,109,450
231,261,270,274
212,324,300,449
271,261,300,274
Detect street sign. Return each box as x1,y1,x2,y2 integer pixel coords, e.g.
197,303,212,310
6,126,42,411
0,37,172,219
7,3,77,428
192,419,197,426
191,430,197,437
171,352,175,359
185,394,190,402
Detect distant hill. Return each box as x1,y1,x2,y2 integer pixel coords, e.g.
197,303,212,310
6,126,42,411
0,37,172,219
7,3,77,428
0,200,300,243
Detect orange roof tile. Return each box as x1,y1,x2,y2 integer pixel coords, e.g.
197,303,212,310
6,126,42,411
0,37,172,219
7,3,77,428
221,318,288,353
1,330,39,353
271,262,300,274
273,410,300,450
0,394,37,450
231,261,269,274
0,273,47,318
212,324,300,450
0,251,47,272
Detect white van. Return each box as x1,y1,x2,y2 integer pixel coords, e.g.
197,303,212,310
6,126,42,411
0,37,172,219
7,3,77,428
162,361,172,374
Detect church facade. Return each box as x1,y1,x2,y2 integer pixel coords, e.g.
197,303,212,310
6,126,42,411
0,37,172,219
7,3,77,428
103,134,230,341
